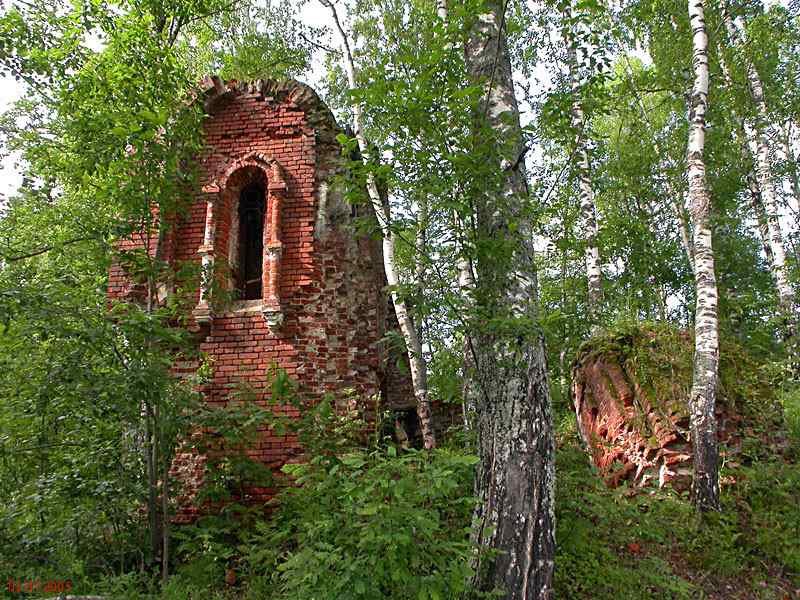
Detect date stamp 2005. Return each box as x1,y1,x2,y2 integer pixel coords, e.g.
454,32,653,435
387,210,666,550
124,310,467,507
6,577,73,594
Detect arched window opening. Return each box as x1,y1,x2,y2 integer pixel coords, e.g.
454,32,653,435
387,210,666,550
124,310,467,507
237,183,265,300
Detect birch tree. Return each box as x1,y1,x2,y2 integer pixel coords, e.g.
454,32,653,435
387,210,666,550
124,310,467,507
433,0,479,433
464,1,555,597
722,3,797,337
565,5,603,320
686,0,720,512
717,49,778,271
779,126,800,216
622,58,694,272
321,0,437,449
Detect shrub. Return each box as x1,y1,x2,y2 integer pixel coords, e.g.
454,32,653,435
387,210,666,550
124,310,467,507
241,443,478,600
179,369,477,599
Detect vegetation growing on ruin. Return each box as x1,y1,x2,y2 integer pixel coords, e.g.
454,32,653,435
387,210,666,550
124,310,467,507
1,0,799,597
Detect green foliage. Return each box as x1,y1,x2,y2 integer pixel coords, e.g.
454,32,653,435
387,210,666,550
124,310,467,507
0,0,319,588
0,266,201,579
780,380,800,448
244,446,478,600
1,0,799,596
100,406,800,600
139,376,483,600
555,440,698,599
234,391,480,600
555,417,800,599
183,0,315,81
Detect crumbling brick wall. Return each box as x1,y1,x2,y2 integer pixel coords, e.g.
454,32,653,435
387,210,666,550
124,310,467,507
571,327,783,491
109,78,418,514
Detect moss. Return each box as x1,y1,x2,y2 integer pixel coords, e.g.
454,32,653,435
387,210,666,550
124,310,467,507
574,321,780,432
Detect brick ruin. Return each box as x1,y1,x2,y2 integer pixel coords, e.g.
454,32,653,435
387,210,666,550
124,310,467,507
571,327,784,491
108,77,418,512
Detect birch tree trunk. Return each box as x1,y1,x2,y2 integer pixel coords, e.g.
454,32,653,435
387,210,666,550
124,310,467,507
667,178,695,272
718,48,774,267
464,2,555,597
686,0,720,512
321,0,436,449
415,195,429,340
437,0,479,435
746,163,775,265
567,29,603,320
456,224,478,434
722,4,797,331
780,129,800,266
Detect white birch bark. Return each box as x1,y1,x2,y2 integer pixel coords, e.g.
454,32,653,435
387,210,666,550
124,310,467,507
722,5,797,325
437,0,479,434
718,49,776,266
321,0,436,449
668,178,695,272
436,0,447,20
566,27,603,320
744,152,775,264
686,0,720,512
415,195,428,334
455,213,478,434
465,3,555,597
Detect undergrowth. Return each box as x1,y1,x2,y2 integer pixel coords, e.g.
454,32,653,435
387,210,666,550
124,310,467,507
119,412,798,600
554,413,800,599
16,336,798,600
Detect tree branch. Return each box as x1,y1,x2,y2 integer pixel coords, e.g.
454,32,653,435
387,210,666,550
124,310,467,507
1,236,99,262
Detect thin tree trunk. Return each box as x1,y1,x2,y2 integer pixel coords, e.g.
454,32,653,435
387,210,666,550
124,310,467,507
465,3,555,598
739,131,775,264
780,128,800,266
415,195,429,370
322,0,436,449
142,217,161,568
566,24,603,320
686,0,720,512
161,427,170,582
779,127,800,269
718,49,776,267
668,179,695,271
144,403,159,566
415,197,428,313
746,166,775,264
722,4,797,329
438,0,478,436
456,229,478,434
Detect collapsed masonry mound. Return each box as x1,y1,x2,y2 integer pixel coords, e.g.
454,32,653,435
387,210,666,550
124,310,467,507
572,324,784,490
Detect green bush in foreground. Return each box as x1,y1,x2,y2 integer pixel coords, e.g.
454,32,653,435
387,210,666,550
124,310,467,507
240,444,480,600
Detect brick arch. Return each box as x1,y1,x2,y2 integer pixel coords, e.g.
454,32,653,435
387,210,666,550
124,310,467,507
217,152,286,192
194,154,287,329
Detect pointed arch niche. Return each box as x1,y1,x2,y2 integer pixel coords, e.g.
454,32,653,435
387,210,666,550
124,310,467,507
193,153,286,330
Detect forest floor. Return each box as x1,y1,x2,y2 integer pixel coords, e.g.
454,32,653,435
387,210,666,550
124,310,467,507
553,409,800,600
35,387,799,600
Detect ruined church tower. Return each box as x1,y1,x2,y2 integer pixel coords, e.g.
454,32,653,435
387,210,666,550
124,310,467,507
108,77,415,508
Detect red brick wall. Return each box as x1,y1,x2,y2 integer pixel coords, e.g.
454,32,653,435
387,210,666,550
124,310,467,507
110,79,417,513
